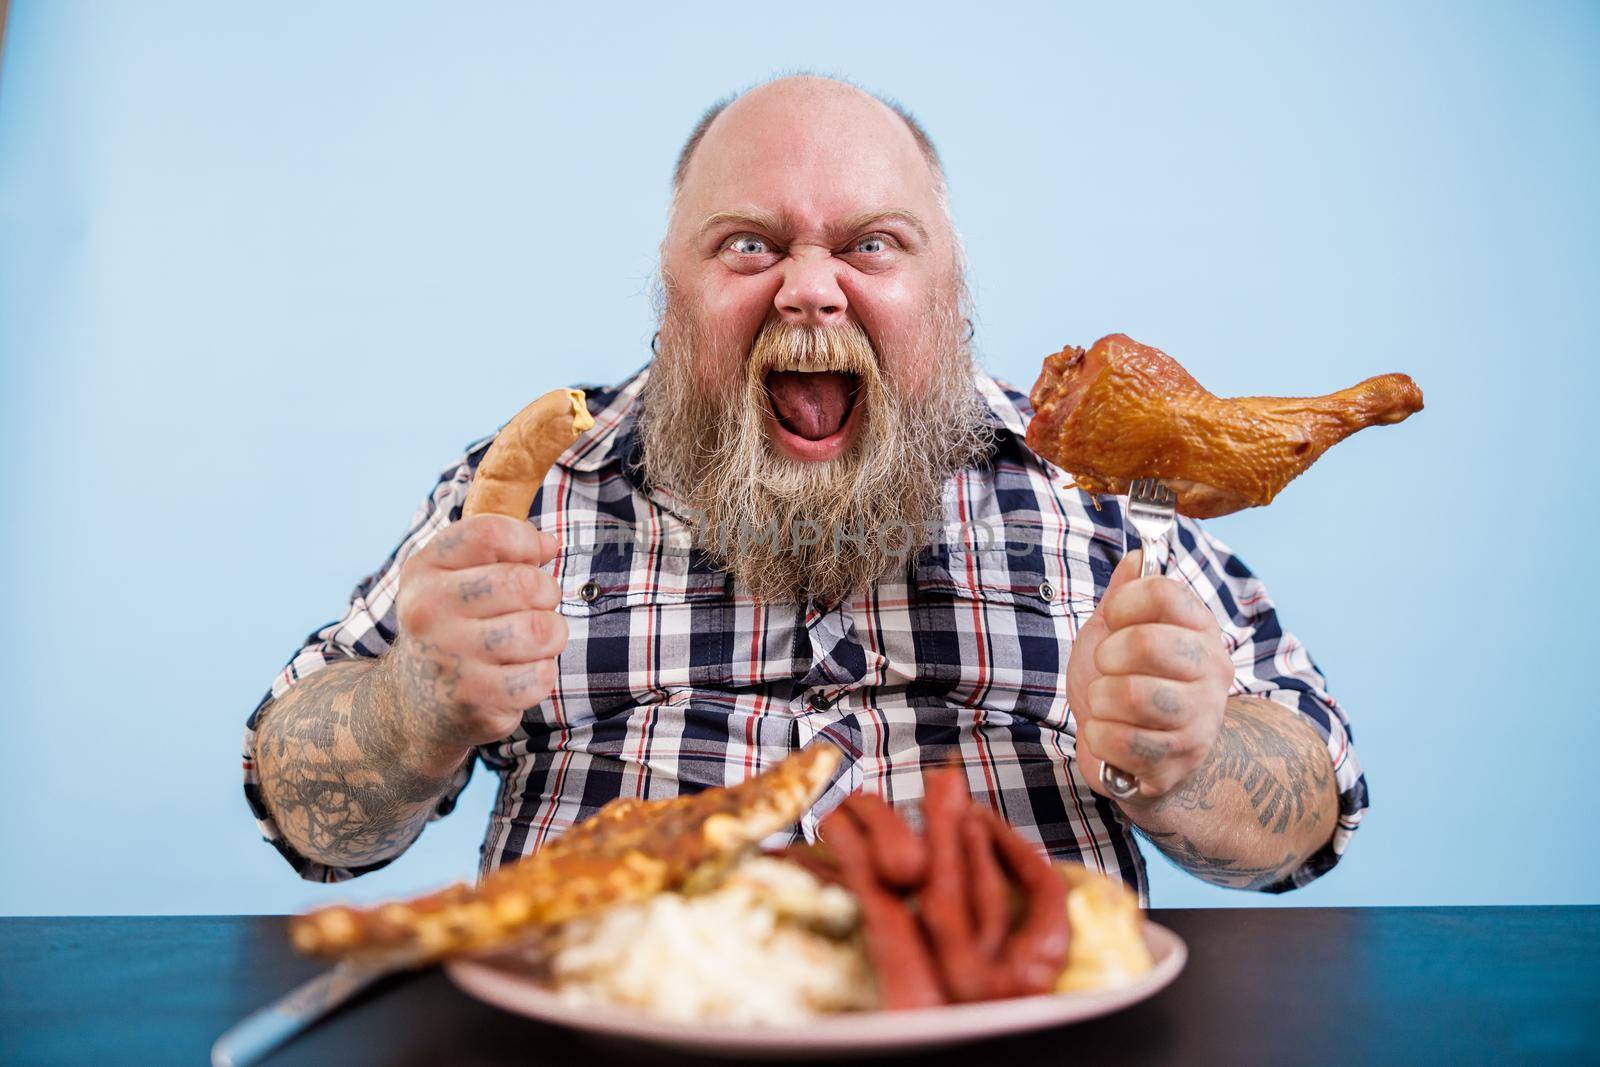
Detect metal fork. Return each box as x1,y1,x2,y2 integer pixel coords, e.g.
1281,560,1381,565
1098,477,1178,801
1127,477,1177,579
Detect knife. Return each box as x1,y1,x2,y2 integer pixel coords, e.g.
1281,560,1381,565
211,957,418,1067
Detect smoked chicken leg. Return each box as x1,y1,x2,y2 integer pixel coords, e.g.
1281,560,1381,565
1025,334,1423,518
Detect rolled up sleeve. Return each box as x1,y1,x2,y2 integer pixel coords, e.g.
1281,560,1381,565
1167,517,1369,893
242,442,488,882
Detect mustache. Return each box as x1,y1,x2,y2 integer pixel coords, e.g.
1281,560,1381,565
749,318,878,377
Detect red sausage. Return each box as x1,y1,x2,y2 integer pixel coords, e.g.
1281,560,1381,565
840,793,928,889
981,807,1070,995
918,768,1004,1002
820,809,946,1010
962,811,1012,962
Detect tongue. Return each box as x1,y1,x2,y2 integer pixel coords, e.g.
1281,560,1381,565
766,371,855,441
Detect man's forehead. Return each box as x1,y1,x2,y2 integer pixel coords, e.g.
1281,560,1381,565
674,79,941,231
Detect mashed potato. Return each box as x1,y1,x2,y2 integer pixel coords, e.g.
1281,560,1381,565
526,855,877,1024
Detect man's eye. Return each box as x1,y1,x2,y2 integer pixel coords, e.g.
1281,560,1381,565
729,236,770,255
853,236,888,254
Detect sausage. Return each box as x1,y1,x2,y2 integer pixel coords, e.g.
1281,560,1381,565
962,810,1012,962
917,767,1003,1002
981,807,1070,995
820,809,946,1010
840,793,928,889
812,765,1070,1007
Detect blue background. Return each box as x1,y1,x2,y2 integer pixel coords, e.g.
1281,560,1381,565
2,1,1595,916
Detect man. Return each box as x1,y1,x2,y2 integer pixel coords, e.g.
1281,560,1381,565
243,75,1366,900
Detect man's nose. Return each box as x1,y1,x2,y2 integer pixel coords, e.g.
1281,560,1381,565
775,251,848,328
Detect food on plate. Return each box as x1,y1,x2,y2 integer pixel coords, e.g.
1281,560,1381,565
814,792,945,1009
288,745,841,963
289,750,1153,1023
809,768,1077,1007
461,388,595,520
1025,333,1424,518
505,853,877,1024
1055,862,1155,993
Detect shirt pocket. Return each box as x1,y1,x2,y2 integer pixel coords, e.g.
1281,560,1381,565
546,528,734,724
904,538,1092,726
912,510,1114,613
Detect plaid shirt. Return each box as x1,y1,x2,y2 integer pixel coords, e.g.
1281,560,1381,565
243,363,1368,901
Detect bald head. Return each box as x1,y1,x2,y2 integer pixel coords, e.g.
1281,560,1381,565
671,75,948,213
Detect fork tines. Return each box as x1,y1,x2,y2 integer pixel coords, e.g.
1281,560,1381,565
1127,478,1176,512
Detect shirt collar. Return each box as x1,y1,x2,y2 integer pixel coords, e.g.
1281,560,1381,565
559,363,650,473
973,366,1033,438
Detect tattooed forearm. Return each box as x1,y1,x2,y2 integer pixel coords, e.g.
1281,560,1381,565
254,656,461,868
1121,695,1338,890
1140,830,1297,891
1155,696,1333,831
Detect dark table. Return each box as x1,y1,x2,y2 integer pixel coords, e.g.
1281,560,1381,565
3,908,1597,1066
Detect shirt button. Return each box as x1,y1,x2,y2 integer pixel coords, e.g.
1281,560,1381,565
579,580,600,603
808,691,834,711
1038,581,1055,602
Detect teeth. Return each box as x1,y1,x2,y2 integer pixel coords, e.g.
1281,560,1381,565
765,356,861,374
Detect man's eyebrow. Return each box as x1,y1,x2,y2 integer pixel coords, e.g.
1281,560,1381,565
825,210,930,246
694,209,798,244
693,208,931,246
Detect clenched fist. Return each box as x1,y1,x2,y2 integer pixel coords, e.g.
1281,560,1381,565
1067,550,1233,803
384,514,568,772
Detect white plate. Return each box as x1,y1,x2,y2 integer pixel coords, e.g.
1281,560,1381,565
446,922,1186,1058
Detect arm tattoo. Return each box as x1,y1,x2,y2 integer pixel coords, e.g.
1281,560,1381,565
254,657,458,868
1153,696,1331,833
391,638,463,754
1128,696,1336,889
1141,829,1297,890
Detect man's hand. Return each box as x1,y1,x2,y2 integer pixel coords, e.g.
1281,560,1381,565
1068,551,1233,802
386,514,568,773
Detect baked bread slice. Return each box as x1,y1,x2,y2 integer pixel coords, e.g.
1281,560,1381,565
289,745,840,964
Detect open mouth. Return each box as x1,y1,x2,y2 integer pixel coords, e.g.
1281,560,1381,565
764,369,862,457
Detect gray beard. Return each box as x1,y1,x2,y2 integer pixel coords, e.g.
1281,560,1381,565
638,297,994,606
